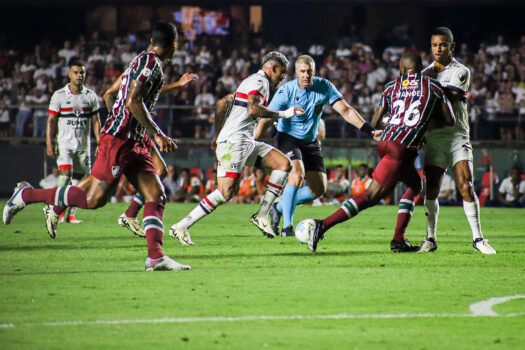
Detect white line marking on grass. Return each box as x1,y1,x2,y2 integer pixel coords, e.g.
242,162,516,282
1,295,524,329
469,295,525,316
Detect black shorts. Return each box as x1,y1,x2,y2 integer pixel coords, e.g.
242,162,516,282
276,132,325,173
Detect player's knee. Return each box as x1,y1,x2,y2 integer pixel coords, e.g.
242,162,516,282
310,184,327,198
279,158,292,173
220,187,235,201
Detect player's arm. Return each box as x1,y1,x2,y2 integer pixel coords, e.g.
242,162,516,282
247,95,305,121
332,99,382,140
103,75,123,113
92,112,101,155
211,93,234,150
370,105,388,129
254,118,274,140
46,112,58,159
161,73,199,94
126,80,177,153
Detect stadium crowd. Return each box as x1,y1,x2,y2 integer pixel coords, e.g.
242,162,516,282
1,30,525,140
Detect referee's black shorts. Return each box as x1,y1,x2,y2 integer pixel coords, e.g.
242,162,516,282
276,132,326,173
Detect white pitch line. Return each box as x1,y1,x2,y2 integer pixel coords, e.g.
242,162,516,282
1,311,525,329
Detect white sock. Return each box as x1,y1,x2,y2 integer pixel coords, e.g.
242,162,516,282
463,195,483,240
177,189,226,230
257,170,288,217
67,178,80,217
424,198,439,240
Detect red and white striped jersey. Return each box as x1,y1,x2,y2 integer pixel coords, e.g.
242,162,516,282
102,51,164,142
217,70,270,143
48,84,100,151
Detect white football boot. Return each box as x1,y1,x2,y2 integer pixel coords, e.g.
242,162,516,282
169,224,196,245
145,256,191,271
43,205,59,239
3,182,32,225
250,213,276,238
118,213,145,237
473,238,496,255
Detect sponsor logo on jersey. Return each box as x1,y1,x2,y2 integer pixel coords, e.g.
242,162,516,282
112,165,122,178
402,79,410,87
286,151,294,158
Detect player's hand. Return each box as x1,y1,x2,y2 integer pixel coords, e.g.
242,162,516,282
372,129,383,141
154,134,178,153
46,145,56,159
177,73,199,87
278,106,306,119
210,135,218,151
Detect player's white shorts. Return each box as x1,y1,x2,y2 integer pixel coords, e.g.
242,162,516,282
57,147,91,174
424,134,473,170
215,139,273,178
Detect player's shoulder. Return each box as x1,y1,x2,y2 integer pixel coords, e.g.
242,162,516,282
83,86,98,97
448,59,470,76
312,76,333,89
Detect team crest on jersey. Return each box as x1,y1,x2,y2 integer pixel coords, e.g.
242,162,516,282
142,68,152,77
112,165,122,178
73,105,82,116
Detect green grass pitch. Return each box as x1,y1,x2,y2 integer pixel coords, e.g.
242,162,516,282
1,202,524,349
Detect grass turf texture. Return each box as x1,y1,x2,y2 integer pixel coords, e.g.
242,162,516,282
0,202,524,349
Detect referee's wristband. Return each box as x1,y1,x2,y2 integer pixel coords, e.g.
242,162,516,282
360,122,376,138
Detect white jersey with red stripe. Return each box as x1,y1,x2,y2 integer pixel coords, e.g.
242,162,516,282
423,58,470,140
217,70,270,143
49,84,100,151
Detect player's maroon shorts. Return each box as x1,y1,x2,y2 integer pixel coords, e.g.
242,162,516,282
372,140,421,191
91,133,158,185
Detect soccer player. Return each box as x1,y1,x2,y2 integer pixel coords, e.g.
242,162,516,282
306,53,455,253
4,21,190,271
46,61,101,223
169,52,305,245
103,71,198,237
255,55,381,237
418,27,496,254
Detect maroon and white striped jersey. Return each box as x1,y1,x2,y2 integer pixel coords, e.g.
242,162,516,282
216,70,270,143
48,84,100,151
102,51,164,142
379,73,445,148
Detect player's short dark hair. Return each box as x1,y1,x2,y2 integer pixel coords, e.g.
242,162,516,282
262,51,289,69
152,21,178,47
359,163,368,169
69,60,85,69
432,27,454,43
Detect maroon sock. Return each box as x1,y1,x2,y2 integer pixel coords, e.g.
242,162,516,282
393,188,416,241
21,186,87,215
22,188,56,205
125,200,142,218
323,192,370,232
144,201,165,259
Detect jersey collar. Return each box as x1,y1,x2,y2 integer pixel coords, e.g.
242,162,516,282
66,83,85,95
430,57,458,71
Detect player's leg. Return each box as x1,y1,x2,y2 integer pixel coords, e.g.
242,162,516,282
170,175,235,245
169,141,240,245
56,148,74,222
132,171,190,271
276,159,304,234
391,165,422,253
119,147,166,237
453,159,496,254
250,147,291,238
66,172,85,223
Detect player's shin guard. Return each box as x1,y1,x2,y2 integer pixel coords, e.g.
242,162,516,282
424,198,439,240
322,192,370,232
125,193,145,218
393,189,416,241
256,170,288,217
463,195,483,240
144,201,165,259
177,189,226,230
281,184,299,228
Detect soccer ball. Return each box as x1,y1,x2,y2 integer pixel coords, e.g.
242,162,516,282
295,219,316,244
